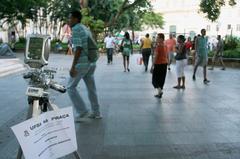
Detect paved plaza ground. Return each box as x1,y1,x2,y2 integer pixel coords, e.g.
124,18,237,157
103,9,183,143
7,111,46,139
0,53,240,159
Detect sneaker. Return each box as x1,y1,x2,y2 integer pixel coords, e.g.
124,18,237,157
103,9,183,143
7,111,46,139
192,75,196,81
127,68,130,72
88,113,102,119
203,79,210,84
75,111,89,122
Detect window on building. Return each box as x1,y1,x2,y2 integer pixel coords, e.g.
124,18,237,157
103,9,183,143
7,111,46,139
227,24,232,30
206,25,211,31
237,24,240,31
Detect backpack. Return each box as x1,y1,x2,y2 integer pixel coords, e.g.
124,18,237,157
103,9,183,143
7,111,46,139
87,35,99,63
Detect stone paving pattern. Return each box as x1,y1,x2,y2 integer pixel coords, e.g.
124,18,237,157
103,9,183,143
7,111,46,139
0,53,240,159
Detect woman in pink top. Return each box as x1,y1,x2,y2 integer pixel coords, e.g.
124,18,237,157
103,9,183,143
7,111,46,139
165,34,176,70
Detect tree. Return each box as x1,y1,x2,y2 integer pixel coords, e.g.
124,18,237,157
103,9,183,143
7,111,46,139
199,0,237,21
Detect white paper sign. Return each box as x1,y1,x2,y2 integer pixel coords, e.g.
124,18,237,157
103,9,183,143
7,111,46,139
11,107,77,159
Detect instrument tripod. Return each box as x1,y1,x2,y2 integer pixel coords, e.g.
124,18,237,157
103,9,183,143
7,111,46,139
16,70,81,159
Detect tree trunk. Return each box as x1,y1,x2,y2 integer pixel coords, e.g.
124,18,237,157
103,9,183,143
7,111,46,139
80,0,88,8
131,28,135,42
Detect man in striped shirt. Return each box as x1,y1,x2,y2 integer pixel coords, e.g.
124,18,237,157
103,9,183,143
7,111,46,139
67,11,101,120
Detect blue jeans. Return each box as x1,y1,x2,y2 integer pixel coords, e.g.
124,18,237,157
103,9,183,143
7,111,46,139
67,65,100,116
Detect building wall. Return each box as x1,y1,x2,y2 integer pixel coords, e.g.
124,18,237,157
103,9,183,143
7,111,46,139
144,0,240,38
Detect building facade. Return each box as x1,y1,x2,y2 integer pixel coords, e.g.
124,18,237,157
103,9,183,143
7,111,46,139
144,0,240,39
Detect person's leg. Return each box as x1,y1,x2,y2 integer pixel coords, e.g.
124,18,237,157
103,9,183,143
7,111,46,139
168,52,173,70
174,60,181,88
192,51,196,66
110,48,113,64
145,50,151,71
182,76,185,88
83,65,101,116
142,50,147,68
152,65,162,97
123,55,126,72
127,55,130,72
182,59,187,88
152,65,158,89
203,65,207,79
160,64,167,90
107,48,110,64
193,56,201,80
67,69,88,116
220,56,226,70
209,53,216,70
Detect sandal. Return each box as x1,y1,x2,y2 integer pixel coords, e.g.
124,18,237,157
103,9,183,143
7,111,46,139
173,85,181,89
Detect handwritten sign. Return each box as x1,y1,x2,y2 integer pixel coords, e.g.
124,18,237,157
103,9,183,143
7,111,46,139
11,107,77,159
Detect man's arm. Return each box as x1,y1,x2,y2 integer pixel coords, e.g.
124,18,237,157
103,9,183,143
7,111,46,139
140,39,143,49
70,47,81,77
195,38,198,54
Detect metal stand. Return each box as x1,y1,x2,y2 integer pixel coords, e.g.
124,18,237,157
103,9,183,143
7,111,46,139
16,96,81,159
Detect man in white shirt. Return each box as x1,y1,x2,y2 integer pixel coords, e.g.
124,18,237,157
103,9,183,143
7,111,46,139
104,33,115,64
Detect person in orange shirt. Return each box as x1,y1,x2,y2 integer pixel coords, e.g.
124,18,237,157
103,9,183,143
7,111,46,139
165,34,176,70
151,33,168,98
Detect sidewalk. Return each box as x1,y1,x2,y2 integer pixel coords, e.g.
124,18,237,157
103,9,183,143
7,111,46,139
0,53,240,159
0,58,26,77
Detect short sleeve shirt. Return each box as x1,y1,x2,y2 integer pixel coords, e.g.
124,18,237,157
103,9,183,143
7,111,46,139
72,23,91,68
165,39,176,53
104,37,115,48
196,36,208,57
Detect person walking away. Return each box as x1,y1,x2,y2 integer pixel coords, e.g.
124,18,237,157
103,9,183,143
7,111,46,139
141,33,152,72
193,29,210,84
165,34,176,70
151,33,168,98
209,35,225,70
104,33,115,64
121,32,133,72
67,11,101,121
173,35,187,89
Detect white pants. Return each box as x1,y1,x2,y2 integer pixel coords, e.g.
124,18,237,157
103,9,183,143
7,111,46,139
176,59,187,78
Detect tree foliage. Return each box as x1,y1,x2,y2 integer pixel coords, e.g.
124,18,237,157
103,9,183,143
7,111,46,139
200,0,237,21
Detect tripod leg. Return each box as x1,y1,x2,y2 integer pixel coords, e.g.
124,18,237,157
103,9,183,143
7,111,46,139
16,102,34,159
16,100,41,159
32,100,41,117
47,102,59,111
16,147,23,159
73,151,81,159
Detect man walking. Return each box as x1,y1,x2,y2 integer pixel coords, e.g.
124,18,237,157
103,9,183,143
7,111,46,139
209,35,225,70
67,10,101,121
104,33,115,64
193,29,210,84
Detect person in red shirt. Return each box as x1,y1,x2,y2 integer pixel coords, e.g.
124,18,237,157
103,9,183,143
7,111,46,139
185,37,192,58
151,33,168,98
